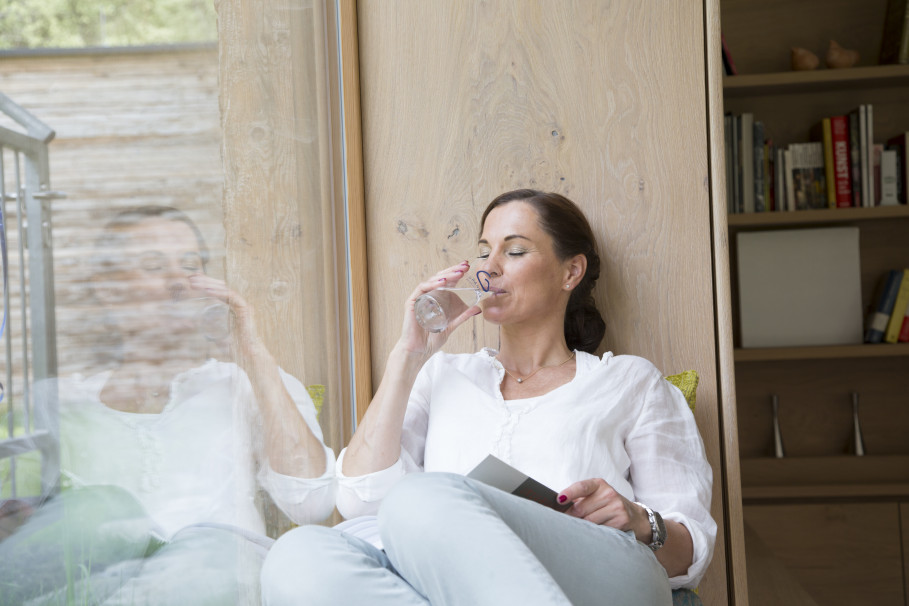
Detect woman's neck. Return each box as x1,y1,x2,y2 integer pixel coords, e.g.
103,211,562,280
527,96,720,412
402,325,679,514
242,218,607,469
496,324,573,376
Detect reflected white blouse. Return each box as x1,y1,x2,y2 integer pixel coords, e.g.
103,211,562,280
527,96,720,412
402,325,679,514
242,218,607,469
336,349,716,589
52,359,336,538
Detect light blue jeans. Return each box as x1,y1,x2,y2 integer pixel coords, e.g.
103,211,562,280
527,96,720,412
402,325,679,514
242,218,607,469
261,472,671,606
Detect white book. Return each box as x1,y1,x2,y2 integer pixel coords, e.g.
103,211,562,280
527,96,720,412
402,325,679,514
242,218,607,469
881,149,899,205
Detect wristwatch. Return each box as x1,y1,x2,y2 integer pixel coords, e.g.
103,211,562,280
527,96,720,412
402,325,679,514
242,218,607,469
634,502,667,551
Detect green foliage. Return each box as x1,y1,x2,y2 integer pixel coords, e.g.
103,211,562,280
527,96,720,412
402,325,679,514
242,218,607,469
0,0,216,50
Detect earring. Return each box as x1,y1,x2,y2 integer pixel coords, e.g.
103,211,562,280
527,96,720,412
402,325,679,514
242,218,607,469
565,283,571,289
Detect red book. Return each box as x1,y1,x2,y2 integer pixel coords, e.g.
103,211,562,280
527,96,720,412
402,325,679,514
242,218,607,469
900,313,909,342
830,115,853,207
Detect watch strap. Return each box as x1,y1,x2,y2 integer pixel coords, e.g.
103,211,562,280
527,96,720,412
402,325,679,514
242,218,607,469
634,502,666,551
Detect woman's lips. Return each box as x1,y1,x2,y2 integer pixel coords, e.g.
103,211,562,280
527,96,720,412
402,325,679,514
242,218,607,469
486,287,506,295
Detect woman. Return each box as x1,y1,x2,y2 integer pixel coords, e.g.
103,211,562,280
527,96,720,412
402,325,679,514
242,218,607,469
261,190,715,605
1,206,335,605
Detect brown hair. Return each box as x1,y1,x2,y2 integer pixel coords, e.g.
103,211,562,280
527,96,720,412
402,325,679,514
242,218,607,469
481,189,605,353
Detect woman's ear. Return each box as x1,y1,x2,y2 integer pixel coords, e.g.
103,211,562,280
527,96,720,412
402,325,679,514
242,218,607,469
565,254,587,287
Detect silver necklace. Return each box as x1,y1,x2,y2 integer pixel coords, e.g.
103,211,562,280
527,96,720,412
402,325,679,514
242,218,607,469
499,351,575,384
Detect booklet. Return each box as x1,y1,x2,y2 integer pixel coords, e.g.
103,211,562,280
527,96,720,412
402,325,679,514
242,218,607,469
467,454,571,512
334,455,570,550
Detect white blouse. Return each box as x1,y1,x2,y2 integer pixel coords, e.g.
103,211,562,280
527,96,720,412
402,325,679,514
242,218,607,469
49,359,336,538
336,349,716,589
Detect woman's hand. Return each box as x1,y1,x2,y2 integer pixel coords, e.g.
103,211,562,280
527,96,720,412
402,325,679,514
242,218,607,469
189,274,260,353
397,260,482,358
558,478,652,543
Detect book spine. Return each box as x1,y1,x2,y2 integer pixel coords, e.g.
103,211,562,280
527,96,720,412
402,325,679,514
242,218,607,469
775,147,785,211
881,149,899,206
900,311,909,342
764,141,773,211
831,115,853,207
865,269,903,343
874,144,884,206
884,269,909,342
754,121,765,212
784,148,795,211
732,114,742,213
849,111,863,207
865,105,875,205
741,113,755,213
886,132,908,204
822,118,837,207
880,0,909,64
725,114,735,214
721,33,739,74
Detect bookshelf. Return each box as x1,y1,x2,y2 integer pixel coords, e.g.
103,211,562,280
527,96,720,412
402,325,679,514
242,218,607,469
721,0,909,603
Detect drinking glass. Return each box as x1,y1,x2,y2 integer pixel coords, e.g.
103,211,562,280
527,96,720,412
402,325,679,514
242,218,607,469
415,271,491,332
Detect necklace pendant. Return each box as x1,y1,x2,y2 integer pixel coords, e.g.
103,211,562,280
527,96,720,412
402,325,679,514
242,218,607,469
516,378,523,383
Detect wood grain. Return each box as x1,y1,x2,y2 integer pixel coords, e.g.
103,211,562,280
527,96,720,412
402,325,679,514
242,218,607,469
357,1,730,602
706,0,748,601
217,0,347,480
744,502,905,606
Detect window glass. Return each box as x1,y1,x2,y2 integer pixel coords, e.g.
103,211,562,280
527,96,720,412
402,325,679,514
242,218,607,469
0,4,348,602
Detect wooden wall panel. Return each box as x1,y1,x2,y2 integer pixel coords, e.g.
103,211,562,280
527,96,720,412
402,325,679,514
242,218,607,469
745,503,905,606
357,1,731,602
0,49,224,378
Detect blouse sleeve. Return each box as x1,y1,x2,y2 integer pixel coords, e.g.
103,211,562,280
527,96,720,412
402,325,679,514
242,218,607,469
335,354,436,519
256,368,337,525
625,372,717,590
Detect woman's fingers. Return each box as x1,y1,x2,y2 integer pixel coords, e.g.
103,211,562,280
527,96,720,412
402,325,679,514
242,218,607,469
559,478,634,528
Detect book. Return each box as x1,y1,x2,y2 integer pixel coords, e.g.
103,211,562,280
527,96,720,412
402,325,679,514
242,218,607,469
467,454,571,512
821,118,837,208
724,114,735,214
881,149,899,206
865,269,905,343
731,114,741,213
721,33,739,75
879,0,909,65
753,120,765,212
900,307,909,342
884,268,909,343
789,142,827,209
865,105,875,206
849,111,863,207
873,144,884,205
886,132,908,204
774,146,786,211
740,113,755,213
830,115,853,207
784,148,795,211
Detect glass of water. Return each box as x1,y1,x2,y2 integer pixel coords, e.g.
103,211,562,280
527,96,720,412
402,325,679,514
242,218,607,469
415,271,491,332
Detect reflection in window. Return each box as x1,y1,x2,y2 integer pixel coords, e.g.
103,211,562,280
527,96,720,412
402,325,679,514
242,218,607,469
0,3,350,602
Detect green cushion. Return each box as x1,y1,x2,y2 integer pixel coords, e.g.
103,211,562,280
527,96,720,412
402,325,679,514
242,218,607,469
665,370,699,410
664,370,703,605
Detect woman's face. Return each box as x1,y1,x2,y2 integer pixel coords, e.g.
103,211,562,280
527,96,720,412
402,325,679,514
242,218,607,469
476,201,577,327
93,217,206,331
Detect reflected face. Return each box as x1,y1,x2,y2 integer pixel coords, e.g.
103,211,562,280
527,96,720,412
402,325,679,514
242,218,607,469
476,202,572,326
92,218,206,330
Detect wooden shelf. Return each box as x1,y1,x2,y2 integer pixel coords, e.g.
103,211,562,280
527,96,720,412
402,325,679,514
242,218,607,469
741,455,909,501
728,205,909,228
723,64,909,97
735,343,909,362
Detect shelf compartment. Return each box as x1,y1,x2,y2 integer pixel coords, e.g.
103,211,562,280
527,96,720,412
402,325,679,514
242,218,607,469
735,343,909,362
728,206,909,228
741,455,909,501
723,64,909,97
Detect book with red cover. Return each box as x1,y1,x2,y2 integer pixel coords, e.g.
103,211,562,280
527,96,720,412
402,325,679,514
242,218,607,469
830,115,853,207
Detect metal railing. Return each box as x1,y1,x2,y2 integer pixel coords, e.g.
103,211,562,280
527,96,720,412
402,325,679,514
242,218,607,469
0,92,63,499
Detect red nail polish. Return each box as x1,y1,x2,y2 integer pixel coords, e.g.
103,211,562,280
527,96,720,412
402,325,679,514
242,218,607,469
557,495,567,503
